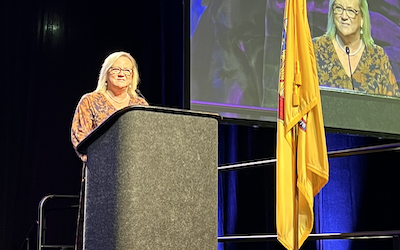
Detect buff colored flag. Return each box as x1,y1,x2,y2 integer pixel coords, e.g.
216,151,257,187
276,0,329,249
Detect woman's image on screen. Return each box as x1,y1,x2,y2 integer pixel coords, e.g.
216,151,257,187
189,0,400,124
312,0,400,97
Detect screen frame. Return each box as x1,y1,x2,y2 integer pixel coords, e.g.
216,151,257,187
184,0,400,139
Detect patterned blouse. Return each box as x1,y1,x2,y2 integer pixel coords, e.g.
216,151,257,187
313,35,400,97
71,91,148,160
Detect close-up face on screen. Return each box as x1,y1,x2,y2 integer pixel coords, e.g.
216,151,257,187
189,0,400,129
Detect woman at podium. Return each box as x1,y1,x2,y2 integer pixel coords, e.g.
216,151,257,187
70,51,148,250
71,51,148,160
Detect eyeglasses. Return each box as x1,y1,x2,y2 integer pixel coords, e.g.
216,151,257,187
109,67,133,76
333,4,360,19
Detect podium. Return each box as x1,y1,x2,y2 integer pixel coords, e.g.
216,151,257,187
76,106,220,250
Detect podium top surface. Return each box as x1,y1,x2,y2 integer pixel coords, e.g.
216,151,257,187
76,105,221,155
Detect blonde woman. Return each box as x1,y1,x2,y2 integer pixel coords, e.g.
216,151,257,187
71,51,148,158
70,51,148,250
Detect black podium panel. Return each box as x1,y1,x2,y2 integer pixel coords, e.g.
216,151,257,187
82,107,219,250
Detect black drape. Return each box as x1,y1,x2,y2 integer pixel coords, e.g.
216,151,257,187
0,1,184,249
1,1,400,250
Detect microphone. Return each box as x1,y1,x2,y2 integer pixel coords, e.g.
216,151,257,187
135,88,149,103
345,46,354,90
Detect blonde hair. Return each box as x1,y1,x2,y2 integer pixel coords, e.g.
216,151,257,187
326,0,374,48
95,51,140,98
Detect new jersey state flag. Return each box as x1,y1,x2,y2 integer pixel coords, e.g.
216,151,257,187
276,0,329,249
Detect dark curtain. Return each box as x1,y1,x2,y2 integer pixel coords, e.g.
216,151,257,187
318,133,400,250
1,1,400,250
217,127,400,250
0,1,184,249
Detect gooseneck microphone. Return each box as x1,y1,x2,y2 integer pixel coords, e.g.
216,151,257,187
345,46,355,90
135,88,149,103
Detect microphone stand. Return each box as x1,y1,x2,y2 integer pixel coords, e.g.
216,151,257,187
18,220,38,250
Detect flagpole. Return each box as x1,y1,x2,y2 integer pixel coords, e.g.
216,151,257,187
293,1,300,247
294,189,299,250
294,124,299,250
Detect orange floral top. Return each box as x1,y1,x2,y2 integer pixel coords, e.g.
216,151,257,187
71,91,148,160
313,35,400,97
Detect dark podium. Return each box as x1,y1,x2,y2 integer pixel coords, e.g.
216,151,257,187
77,106,220,250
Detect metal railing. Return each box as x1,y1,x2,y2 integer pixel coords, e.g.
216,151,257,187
37,194,79,250
217,142,400,249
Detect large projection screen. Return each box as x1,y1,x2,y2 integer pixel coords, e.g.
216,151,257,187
188,0,400,138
